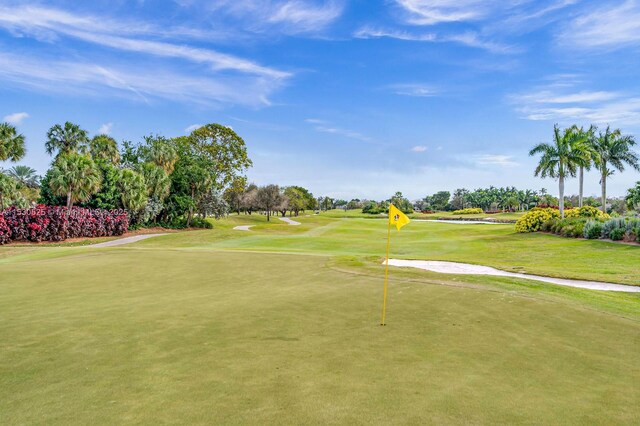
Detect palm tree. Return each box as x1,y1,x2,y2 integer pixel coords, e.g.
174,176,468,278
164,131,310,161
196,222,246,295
574,125,596,208
45,122,89,157
118,169,148,213
591,126,639,214
5,165,39,188
529,125,585,218
48,153,102,208
89,134,120,164
147,142,178,174
0,173,17,209
0,122,26,162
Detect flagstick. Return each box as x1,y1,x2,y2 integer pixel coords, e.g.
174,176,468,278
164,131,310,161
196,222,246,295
381,219,392,326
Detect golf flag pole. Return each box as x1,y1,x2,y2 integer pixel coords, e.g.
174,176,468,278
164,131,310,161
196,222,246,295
381,217,392,326
381,204,410,326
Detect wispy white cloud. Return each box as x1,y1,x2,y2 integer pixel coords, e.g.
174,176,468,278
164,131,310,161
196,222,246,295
474,154,519,167
0,4,291,106
354,27,514,53
97,122,113,134
305,118,372,142
0,51,282,107
205,0,343,34
2,111,29,125
185,124,202,133
0,5,289,80
559,0,640,49
388,83,438,97
411,145,428,152
509,78,640,126
394,0,489,25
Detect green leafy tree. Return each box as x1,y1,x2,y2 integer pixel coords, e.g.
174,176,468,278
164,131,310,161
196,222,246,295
257,184,282,221
5,165,39,188
529,125,585,218
626,182,640,213
429,191,451,211
187,124,253,189
390,191,414,214
90,134,120,164
86,162,121,210
284,186,315,216
0,122,26,162
45,122,89,157
591,126,639,214
48,153,102,208
224,176,248,214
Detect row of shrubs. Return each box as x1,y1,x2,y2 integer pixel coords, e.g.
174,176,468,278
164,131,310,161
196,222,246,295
516,207,640,242
0,205,129,245
515,206,609,233
451,208,484,215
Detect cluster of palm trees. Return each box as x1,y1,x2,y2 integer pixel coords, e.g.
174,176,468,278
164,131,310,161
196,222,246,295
530,124,639,217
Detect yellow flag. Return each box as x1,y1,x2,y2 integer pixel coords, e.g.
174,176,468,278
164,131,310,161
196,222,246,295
388,203,410,231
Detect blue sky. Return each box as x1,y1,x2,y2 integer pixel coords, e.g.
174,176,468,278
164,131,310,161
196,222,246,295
1,0,639,200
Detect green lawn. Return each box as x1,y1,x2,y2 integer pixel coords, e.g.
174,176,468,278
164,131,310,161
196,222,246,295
1,215,639,424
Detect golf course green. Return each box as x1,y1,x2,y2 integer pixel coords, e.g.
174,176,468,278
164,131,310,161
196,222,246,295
1,213,639,424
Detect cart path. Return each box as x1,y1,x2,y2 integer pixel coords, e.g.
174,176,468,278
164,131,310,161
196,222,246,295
86,234,168,247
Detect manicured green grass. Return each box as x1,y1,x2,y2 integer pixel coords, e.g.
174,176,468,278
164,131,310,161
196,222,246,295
137,215,640,286
1,249,639,424
1,215,638,424
320,209,525,220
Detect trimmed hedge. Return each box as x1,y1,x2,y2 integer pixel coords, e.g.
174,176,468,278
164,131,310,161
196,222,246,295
451,208,484,215
0,205,128,244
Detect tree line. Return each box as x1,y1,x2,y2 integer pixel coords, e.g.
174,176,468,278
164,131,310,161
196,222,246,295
530,124,638,218
1,121,252,228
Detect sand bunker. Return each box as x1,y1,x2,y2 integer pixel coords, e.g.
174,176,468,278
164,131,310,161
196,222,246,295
386,259,640,293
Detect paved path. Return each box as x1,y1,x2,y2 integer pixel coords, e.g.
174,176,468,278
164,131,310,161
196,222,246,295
233,225,254,231
386,259,640,293
279,217,301,225
86,234,168,248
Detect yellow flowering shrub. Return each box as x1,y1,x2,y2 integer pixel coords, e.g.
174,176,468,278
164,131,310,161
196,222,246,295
515,208,560,233
451,208,484,215
565,206,609,219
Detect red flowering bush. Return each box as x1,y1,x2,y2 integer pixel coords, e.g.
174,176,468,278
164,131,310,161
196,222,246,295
0,205,128,244
0,215,10,245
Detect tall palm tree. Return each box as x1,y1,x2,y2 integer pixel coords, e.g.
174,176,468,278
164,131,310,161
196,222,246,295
574,125,596,208
147,142,178,174
529,125,585,218
591,126,639,213
48,153,102,208
118,169,148,213
5,165,39,188
89,134,120,164
0,122,26,162
45,122,89,157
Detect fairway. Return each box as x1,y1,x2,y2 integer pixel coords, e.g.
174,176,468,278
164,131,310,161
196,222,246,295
1,216,639,425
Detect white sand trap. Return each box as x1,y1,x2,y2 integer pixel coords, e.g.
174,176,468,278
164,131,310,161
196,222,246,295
233,225,254,231
386,259,640,293
413,219,510,225
279,217,301,226
86,234,167,248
